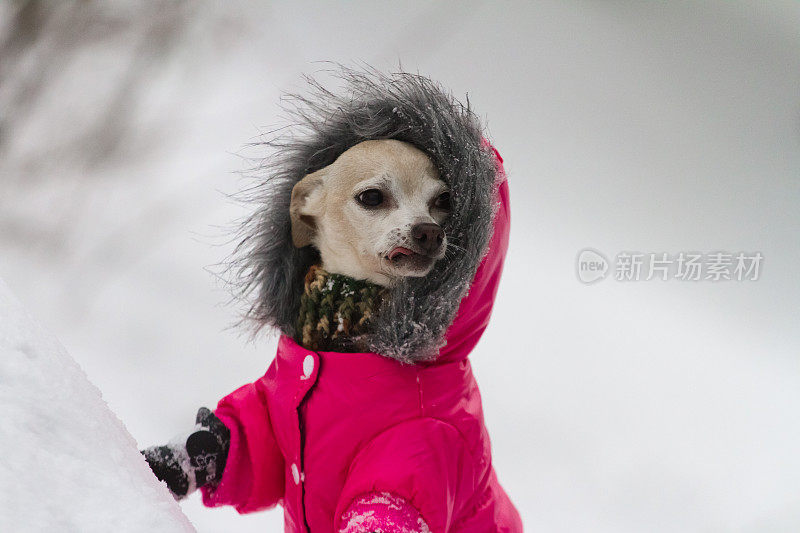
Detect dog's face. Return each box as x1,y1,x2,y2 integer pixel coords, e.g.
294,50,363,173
290,139,450,286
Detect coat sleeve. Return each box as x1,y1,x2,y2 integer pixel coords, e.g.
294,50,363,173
334,418,478,533
200,371,285,513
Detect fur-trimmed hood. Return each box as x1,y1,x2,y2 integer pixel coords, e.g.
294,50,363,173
231,67,507,363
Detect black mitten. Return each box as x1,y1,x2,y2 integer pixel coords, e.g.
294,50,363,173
141,407,231,500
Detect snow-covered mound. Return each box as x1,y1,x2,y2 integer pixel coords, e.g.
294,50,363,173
0,279,194,532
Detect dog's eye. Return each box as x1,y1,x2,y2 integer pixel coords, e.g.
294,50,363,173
356,189,384,207
434,192,451,211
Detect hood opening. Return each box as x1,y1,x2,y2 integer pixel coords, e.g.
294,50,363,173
230,66,504,363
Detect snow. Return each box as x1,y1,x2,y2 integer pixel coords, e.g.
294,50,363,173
0,279,195,532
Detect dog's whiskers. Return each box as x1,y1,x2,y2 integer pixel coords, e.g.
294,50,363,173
445,241,467,254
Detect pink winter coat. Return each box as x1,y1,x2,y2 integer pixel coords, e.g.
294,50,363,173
202,152,522,532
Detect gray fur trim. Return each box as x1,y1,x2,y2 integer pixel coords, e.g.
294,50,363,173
230,66,498,363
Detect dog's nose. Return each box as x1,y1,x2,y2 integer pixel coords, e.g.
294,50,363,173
411,223,444,254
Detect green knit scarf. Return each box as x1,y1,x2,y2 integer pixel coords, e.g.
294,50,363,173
296,265,387,351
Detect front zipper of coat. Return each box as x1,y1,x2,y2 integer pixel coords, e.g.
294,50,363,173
298,386,313,531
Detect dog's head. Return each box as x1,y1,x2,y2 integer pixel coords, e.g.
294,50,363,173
290,139,450,286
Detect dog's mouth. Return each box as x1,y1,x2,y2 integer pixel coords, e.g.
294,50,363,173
387,246,417,261
384,246,439,276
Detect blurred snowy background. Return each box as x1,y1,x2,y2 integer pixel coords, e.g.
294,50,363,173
2,1,799,531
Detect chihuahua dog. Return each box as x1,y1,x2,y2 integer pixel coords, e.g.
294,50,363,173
142,70,522,532
289,139,451,287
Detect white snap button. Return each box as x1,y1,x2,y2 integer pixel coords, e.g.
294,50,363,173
291,463,300,485
302,355,314,379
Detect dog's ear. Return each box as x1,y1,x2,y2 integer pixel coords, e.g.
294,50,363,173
290,168,326,248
